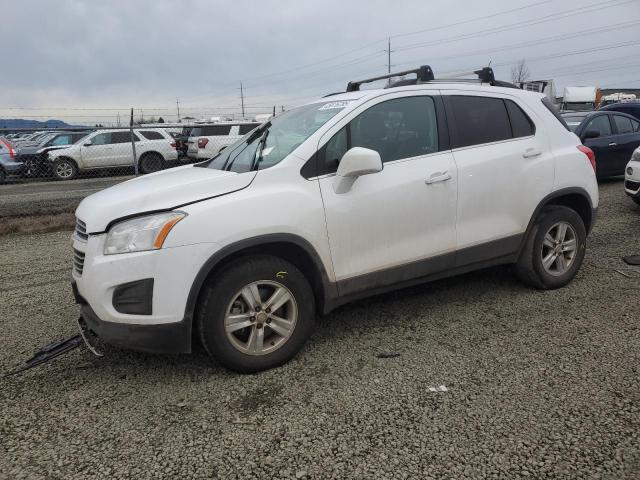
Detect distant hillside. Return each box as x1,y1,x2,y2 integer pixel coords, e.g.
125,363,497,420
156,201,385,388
0,119,71,129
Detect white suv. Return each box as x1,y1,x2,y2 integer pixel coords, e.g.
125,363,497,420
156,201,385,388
186,122,260,160
48,128,178,180
71,67,598,372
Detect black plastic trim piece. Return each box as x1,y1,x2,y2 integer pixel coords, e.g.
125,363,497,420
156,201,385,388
326,234,523,312
183,233,337,320
112,278,154,315
81,304,191,354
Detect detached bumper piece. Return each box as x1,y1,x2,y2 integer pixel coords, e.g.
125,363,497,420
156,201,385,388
81,304,192,354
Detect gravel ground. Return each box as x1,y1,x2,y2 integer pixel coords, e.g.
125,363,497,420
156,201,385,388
1,180,639,479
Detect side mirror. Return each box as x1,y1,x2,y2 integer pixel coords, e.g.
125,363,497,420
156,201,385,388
582,129,600,141
83,140,93,146
333,147,383,194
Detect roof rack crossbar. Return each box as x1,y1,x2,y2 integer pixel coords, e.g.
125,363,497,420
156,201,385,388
346,65,434,92
347,65,519,92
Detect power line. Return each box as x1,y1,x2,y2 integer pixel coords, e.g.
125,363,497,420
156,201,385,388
393,0,634,53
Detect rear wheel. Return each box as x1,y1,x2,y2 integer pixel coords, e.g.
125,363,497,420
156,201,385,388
515,205,587,289
0,168,5,184
139,153,164,174
52,158,78,180
197,255,315,373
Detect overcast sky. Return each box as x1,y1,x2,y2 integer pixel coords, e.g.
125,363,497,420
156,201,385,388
1,0,639,124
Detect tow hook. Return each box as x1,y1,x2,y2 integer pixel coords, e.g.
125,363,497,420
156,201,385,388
5,316,103,376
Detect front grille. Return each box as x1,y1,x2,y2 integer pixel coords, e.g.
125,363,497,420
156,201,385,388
75,218,88,241
73,248,85,276
625,180,640,191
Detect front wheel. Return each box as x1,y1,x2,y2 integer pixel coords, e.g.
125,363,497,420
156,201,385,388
197,255,315,373
515,205,587,290
52,158,78,180
632,197,640,207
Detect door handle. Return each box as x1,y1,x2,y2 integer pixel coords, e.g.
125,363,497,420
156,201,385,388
425,171,451,184
522,148,542,158
608,142,617,147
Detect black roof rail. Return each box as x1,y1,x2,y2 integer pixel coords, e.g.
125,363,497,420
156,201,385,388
346,65,434,92
348,65,519,91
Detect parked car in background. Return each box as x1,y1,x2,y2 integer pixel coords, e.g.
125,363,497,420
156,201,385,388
72,67,599,372
47,128,178,180
18,131,91,176
624,146,640,205
0,138,25,183
186,122,260,160
562,110,640,177
599,102,640,122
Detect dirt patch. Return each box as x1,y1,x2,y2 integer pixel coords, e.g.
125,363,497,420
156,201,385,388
0,212,75,236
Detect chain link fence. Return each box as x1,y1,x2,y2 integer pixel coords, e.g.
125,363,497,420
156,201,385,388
0,120,264,235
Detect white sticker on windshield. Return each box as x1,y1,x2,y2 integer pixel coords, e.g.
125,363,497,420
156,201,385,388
318,101,350,111
261,146,274,156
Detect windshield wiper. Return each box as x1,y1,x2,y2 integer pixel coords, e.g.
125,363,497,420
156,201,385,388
251,129,270,171
245,121,271,144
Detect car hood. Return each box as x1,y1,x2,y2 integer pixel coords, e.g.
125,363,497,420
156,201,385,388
76,164,256,233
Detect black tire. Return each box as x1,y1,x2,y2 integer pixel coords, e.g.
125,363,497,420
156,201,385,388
197,255,315,373
52,158,78,180
515,205,587,290
0,168,5,184
139,153,164,174
632,197,640,206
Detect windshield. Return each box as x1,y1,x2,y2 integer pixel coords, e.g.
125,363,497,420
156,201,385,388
563,102,594,112
203,100,352,173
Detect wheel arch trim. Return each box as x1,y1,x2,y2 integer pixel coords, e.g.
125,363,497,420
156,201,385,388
519,186,595,257
183,233,336,329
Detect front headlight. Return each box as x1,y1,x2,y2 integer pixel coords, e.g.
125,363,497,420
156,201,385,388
104,212,186,255
632,148,640,162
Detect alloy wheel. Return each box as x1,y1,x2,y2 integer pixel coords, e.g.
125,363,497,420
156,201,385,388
224,280,298,355
541,221,578,276
55,162,74,179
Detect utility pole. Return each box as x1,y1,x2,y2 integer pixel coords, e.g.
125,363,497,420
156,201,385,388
130,108,139,176
239,82,245,119
176,98,181,122
384,37,394,85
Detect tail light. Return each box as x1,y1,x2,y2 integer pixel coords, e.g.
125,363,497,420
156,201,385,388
170,141,176,148
1,139,15,158
577,145,596,173
197,138,209,149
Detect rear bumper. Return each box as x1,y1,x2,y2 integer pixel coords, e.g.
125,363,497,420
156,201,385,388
74,283,192,354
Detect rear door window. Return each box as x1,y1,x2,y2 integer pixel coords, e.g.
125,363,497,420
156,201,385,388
612,115,634,134
139,130,164,140
449,96,512,148
110,131,139,143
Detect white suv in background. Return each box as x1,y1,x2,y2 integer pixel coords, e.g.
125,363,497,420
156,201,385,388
187,122,260,160
47,128,178,180
71,66,598,373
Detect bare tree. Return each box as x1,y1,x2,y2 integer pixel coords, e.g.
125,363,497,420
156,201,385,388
511,59,531,84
